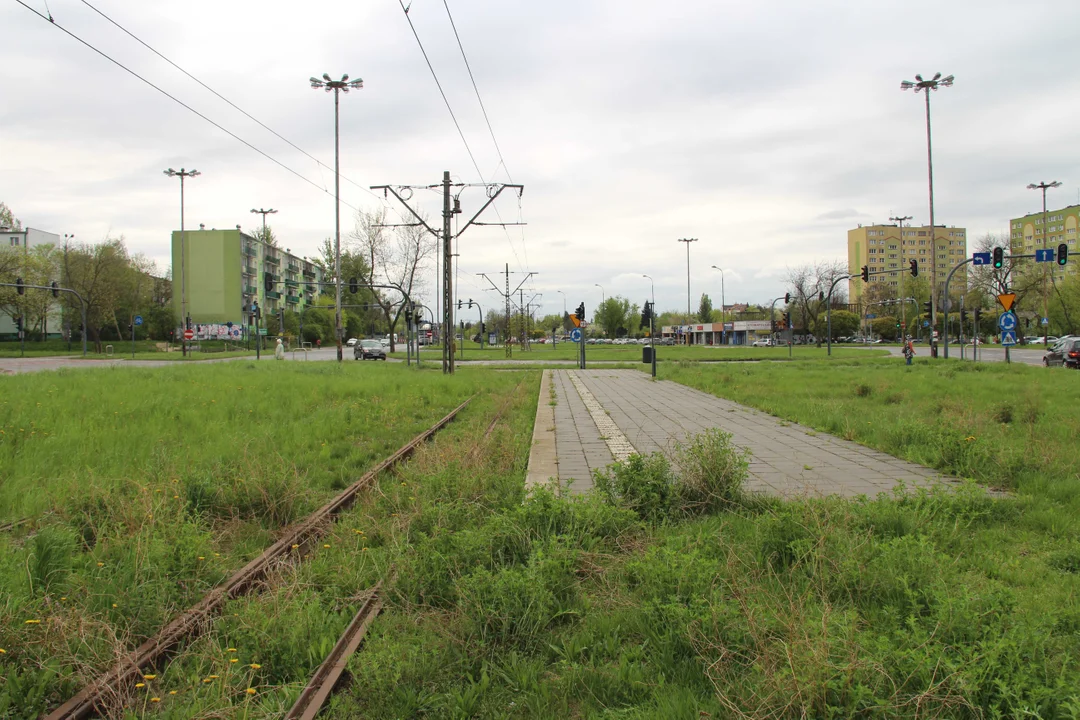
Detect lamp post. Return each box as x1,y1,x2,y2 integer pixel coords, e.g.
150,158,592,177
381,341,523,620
710,265,726,345
556,289,566,316
250,208,277,240
62,233,74,349
889,215,913,332
900,72,953,346
310,73,363,362
164,167,200,357
1027,181,1061,348
677,238,698,326
643,274,656,377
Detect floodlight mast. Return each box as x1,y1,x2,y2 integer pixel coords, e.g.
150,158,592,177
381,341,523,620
900,72,953,347
164,167,200,357
309,73,363,361
1027,180,1063,348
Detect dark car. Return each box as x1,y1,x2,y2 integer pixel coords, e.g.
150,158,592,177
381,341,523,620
1043,338,1080,368
354,339,387,361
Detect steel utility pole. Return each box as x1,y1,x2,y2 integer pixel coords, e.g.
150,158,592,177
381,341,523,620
310,73,363,362
889,215,913,331
164,168,200,357
1027,180,1062,348
374,175,525,372
901,72,953,342
710,265,726,345
477,265,537,359
678,237,698,325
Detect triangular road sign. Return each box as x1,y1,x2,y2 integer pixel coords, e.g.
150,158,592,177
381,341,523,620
570,315,582,328
997,293,1016,312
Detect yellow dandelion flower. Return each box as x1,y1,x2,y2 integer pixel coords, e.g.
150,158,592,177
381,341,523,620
150,697,160,703
401,482,407,487
97,562,104,567
291,544,299,549
135,683,145,688
230,658,239,664
112,604,118,608
249,663,261,669
168,690,177,695
173,495,179,499
197,556,205,561
323,544,330,549
208,675,219,679
60,597,67,601
227,648,237,652
24,619,41,624
202,678,213,684
0,649,6,653
143,674,156,680
246,688,257,695
214,553,220,557
361,547,368,552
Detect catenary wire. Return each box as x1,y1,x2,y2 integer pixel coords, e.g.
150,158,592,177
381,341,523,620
75,0,406,219
14,0,362,213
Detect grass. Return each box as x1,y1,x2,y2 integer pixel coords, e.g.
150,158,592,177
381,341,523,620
5,358,1080,717
0,339,256,360
392,343,890,363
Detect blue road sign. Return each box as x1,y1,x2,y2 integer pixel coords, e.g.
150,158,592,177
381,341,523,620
570,328,582,343
866,313,877,319
134,315,143,326
972,252,991,266
1035,248,1055,262
922,321,929,328
1001,330,1018,346
1042,317,1049,326
998,312,1017,331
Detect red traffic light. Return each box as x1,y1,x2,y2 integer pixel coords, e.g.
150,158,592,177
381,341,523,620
860,266,869,283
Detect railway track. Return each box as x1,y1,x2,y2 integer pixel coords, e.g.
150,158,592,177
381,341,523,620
45,397,473,720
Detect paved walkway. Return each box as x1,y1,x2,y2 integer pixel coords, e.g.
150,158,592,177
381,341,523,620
526,369,955,498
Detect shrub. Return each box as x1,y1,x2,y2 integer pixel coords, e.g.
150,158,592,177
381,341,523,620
672,428,750,514
592,453,675,522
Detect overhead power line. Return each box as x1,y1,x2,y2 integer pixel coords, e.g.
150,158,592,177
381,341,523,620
15,0,361,212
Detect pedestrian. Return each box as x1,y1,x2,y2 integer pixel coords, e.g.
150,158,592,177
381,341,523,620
274,337,285,360
903,339,915,365
316,338,321,349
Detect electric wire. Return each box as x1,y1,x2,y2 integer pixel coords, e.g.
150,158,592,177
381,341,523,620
14,0,362,213
75,0,405,219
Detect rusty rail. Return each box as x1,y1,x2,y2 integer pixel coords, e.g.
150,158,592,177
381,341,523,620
285,582,385,720
46,397,473,720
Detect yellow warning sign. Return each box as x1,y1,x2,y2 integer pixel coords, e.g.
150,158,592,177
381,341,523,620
997,293,1016,312
570,315,582,328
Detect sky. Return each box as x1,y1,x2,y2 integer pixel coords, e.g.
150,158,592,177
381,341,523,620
3,0,1080,317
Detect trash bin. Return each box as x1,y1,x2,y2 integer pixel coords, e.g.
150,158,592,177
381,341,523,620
643,346,653,364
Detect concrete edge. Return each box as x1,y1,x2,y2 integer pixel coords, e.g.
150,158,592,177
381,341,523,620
524,369,559,491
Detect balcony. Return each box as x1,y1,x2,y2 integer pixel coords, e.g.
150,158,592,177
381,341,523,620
286,295,300,304
244,266,257,276
264,255,280,265
288,262,299,272
285,279,300,288
266,290,281,300
243,285,257,294
302,266,316,278
243,245,257,257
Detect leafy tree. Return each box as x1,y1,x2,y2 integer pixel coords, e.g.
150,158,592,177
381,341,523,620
871,316,900,341
826,310,859,339
596,296,633,338
698,293,713,323
0,202,20,230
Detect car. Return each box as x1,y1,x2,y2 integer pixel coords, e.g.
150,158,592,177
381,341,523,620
379,337,390,348
1043,338,1080,367
346,338,359,347
751,338,773,347
354,339,387,360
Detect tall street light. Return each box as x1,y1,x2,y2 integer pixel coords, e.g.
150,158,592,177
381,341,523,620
1028,180,1062,348
901,72,953,343
710,265,726,345
642,274,656,377
164,167,200,357
310,72,363,362
556,289,566,317
594,283,605,306
889,214,913,332
250,207,277,240
677,237,698,324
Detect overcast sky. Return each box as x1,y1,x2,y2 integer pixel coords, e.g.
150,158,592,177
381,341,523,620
3,0,1080,316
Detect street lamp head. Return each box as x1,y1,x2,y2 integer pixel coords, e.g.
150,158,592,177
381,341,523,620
1027,183,1039,190
322,73,331,82
190,170,200,177
900,80,915,91
939,74,954,87
915,73,923,82
342,78,363,93
164,168,176,177
1050,181,1063,189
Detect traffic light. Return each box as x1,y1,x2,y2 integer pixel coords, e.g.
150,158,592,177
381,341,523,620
923,301,932,316
992,247,1004,269
909,259,918,277
775,318,785,331
861,266,869,283
960,309,968,323
15,277,24,295
784,312,791,329
640,301,652,328
784,293,791,304
1058,243,1069,266
575,302,585,321
14,316,21,331
973,308,982,324
51,281,59,298
263,272,273,292
349,277,358,294
480,322,486,336
895,320,901,330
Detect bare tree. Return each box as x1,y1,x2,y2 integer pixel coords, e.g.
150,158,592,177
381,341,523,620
785,259,847,343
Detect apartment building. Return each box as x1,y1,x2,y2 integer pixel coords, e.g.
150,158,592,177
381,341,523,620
1008,204,1079,280
1,226,63,339
847,223,967,305
170,227,325,337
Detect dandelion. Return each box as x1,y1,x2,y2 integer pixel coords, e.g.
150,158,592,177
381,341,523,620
208,675,219,679
135,683,145,688
227,648,237,652
323,544,330,549
60,597,67,601
246,688,257,695
143,674,156,680
291,544,299,549
230,658,239,664
401,482,407,487
202,678,213,684
198,556,205,561
150,697,160,703
0,649,6,653
249,663,261,669
965,436,977,441
173,495,179,499
112,604,118,608
24,619,41,625
97,562,104,567
168,690,177,695
361,547,368,552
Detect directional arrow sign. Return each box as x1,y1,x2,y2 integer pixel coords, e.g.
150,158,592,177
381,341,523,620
972,252,991,266
997,293,1016,312
1001,330,1018,346
570,328,582,343
998,311,1017,332
1035,248,1056,262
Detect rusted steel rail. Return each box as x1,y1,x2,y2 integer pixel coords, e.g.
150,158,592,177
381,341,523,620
46,397,473,720
285,582,385,720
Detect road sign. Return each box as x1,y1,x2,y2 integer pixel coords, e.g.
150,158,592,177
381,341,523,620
997,293,1016,311
998,312,1017,332
972,252,991,266
569,315,582,328
923,321,929,327
1035,248,1055,262
570,328,582,343
183,329,194,340
1001,330,1018,346
1042,317,1049,326
134,315,143,326
866,313,877,319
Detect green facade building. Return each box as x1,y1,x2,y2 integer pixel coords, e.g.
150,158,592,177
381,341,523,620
1009,203,1079,280
171,228,325,339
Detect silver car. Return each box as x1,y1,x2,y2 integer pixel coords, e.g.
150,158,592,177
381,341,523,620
354,339,387,361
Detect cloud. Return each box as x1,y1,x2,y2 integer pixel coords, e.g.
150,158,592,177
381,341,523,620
816,209,867,221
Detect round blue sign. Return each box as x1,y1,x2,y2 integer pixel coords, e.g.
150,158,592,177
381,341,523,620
570,328,582,342
997,312,1017,332
134,315,143,326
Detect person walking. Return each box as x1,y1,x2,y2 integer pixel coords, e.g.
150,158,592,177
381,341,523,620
903,339,915,365
274,337,285,360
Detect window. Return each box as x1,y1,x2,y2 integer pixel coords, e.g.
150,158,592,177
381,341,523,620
889,244,898,249
918,231,927,236
9,236,19,246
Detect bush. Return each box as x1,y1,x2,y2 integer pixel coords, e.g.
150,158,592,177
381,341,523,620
672,428,750,514
592,453,675,522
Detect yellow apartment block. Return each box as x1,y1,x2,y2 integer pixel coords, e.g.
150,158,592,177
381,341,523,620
1009,204,1079,283
847,224,967,306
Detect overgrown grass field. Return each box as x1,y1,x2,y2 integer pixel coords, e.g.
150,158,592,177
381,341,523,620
396,343,889,363
0,339,255,360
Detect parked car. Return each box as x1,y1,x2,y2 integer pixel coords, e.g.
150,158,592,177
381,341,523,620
751,338,773,347
355,339,387,361
1043,338,1080,367
346,338,359,346
379,337,390,348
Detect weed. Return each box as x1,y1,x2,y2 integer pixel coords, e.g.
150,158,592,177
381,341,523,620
994,402,1014,424
672,428,750,514
854,382,872,397
592,453,675,522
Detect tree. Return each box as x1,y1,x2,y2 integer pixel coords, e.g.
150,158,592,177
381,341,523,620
595,296,633,338
827,310,860,339
0,202,20,230
61,237,130,349
251,224,277,247
871,316,900,341
785,259,847,344
967,232,1044,337
698,293,713,323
